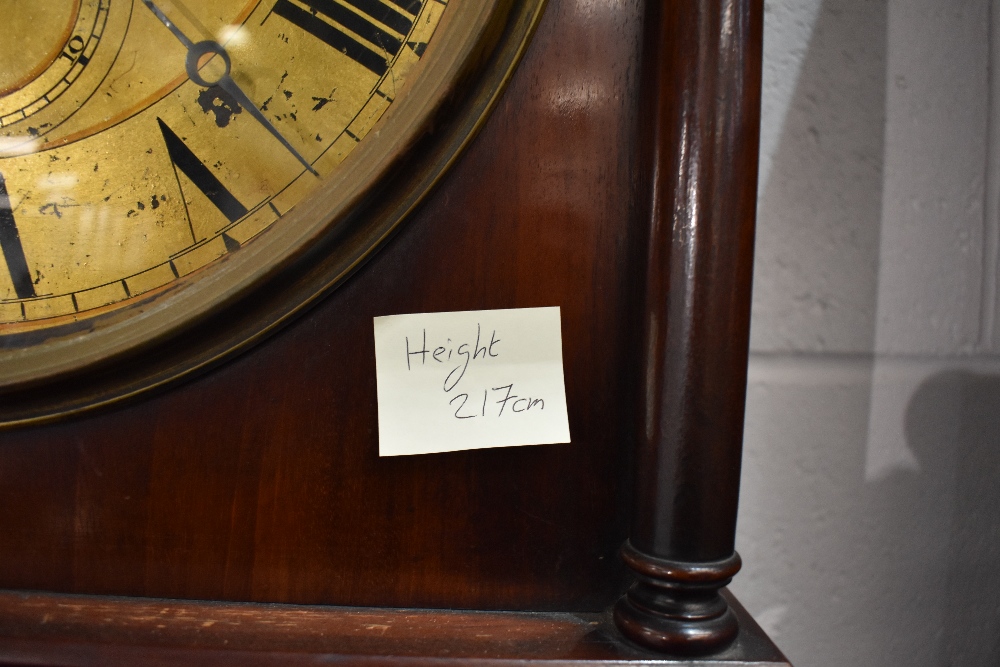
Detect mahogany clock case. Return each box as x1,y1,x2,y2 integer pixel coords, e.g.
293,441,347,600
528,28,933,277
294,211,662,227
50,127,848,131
0,0,647,612
0,3,775,665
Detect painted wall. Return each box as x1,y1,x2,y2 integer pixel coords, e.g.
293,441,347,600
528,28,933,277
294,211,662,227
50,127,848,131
730,1,999,665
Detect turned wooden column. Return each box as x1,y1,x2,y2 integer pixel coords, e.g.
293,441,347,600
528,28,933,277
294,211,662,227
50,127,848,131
613,0,764,656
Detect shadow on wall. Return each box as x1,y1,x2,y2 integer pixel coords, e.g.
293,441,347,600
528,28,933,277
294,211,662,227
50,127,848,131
906,371,1000,666
740,1,999,666
751,0,886,353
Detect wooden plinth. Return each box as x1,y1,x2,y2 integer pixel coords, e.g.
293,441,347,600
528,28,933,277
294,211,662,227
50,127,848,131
0,590,788,666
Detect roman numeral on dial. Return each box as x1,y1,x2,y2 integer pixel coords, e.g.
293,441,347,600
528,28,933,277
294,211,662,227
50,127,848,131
158,118,249,226
272,0,421,76
0,172,36,300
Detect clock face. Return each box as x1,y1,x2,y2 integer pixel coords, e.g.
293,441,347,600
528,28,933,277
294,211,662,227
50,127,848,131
0,0,443,327
0,0,546,426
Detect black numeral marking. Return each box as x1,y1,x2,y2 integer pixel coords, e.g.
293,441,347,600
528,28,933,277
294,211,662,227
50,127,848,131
0,173,36,299
387,0,422,15
272,0,420,76
157,118,248,225
343,0,415,35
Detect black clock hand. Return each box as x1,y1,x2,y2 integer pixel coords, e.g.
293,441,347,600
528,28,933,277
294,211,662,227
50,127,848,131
140,0,318,176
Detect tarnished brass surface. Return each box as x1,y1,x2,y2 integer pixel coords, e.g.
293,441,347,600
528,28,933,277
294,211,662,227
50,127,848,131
0,0,445,328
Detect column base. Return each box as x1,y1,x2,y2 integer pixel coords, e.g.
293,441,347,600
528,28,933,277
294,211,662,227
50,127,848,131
613,541,742,656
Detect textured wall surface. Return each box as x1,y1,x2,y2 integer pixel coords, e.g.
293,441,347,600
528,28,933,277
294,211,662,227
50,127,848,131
731,1,999,665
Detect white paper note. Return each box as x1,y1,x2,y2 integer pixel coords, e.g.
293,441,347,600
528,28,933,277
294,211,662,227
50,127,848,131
374,307,571,456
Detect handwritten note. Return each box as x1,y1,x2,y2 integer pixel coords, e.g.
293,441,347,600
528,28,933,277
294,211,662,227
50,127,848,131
374,307,571,456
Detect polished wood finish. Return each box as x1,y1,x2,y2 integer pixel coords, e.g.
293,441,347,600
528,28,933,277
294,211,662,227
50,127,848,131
613,0,763,655
0,0,643,612
0,0,770,660
0,590,788,666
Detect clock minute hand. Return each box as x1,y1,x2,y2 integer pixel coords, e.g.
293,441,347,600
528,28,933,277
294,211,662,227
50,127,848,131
212,72,319,176
140,0,194,48
140,0,318,176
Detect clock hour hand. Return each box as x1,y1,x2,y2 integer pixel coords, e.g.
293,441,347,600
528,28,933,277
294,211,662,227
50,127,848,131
140,0,318,176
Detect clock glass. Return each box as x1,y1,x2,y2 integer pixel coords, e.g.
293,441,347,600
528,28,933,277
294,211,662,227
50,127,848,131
0,0,443,328
0,0,544,425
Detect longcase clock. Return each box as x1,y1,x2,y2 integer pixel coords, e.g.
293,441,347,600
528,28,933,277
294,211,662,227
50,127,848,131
0,0,789,664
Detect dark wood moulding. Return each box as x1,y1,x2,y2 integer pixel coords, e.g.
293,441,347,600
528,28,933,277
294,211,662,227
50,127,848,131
0,590,786,666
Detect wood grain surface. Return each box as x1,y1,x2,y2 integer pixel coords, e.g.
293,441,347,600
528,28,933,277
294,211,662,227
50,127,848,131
0,0,774,658
0,590,789,666
0,0,645,611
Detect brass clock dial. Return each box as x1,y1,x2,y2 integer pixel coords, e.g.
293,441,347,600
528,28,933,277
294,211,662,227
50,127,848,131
0,0,546,426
